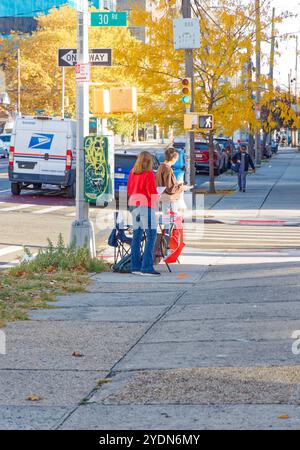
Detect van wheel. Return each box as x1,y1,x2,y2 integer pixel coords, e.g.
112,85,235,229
11,183,21,195
66,182,76,199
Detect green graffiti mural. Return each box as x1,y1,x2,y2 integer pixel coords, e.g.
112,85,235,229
84,135,113,205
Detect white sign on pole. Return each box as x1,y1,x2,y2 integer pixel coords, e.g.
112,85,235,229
75,63,91,83
69,0,87,12
173,18,200,50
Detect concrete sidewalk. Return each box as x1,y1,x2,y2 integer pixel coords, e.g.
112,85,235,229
1,249,300,430
202,148,300,222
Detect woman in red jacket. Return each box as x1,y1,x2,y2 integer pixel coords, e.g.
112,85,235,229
127,151,160,276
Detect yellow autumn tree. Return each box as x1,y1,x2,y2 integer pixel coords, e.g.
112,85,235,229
0,5,140,122
123,0,257,191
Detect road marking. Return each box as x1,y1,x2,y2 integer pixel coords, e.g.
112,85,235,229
33,206,67,215
0,204,34,212
0,246,22,257
0,252,38,269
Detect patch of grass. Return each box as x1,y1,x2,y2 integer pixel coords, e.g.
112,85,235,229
0,234,109,328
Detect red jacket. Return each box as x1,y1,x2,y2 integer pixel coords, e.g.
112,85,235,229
127,170,158,209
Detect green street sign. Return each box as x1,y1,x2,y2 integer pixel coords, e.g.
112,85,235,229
91,12,127,27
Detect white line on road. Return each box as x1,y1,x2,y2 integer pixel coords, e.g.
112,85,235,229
0,246,22,257
0,204,34,212
0,252,38,269
33,206,67,215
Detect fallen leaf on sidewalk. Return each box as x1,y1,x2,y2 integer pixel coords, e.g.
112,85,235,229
15,271,25,278
277,414,289,419
26,394,42,401
72,351,84,357
96,378,112,386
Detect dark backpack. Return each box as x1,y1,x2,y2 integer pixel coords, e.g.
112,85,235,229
112,253,132,273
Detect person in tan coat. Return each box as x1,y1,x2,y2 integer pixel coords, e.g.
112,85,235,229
156,147,185,214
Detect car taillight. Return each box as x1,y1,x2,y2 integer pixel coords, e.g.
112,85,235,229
9,146,14,166
66,150,72,170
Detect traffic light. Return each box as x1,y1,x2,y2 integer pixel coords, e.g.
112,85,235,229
91,88,110,115
181,78,192,105
110,87,137,114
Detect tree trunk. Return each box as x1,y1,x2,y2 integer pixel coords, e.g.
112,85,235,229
208,131,216,193
262,130,269,157
248,130,255,159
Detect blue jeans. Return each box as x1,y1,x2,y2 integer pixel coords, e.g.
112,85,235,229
131,206,157,273
238,171,247,190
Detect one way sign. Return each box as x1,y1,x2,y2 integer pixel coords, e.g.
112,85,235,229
58,48,112,67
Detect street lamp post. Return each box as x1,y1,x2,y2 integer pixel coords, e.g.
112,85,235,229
70,0,96,257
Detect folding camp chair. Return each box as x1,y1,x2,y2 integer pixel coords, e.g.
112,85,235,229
108,212,133,265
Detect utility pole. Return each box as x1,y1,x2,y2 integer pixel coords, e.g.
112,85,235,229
61,67,65,119
295,36,298,99
247,55,255,159
255,0,261,166
182,0,195,188
294,36,298,147
17,48,21,115
269,8,275,89
267,7,275,147
70,0,96,257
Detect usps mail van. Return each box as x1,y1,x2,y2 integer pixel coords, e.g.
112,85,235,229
8,116,76,197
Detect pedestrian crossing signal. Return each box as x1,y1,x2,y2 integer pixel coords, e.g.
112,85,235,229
184,113,214,132
181,78,191,105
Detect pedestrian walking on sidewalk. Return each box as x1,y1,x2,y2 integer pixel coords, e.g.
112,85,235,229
127,151,160,277
232,144,255,192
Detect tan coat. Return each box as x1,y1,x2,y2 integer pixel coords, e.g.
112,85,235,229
156,163,184,203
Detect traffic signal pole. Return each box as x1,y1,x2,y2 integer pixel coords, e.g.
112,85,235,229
182,0,195,188
255,0,262,166
70,0,96,257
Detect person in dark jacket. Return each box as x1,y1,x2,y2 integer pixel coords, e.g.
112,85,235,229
232,144,255,192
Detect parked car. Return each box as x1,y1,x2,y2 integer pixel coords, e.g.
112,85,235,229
214,141,229,172
173,140,222,174
0,134,11,153
194,142,222,174
271,140,279,154
0,139,8,158
214,137,235,156
114,150,159,197
155,148,186,182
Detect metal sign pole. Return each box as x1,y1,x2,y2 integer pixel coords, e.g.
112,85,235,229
61,67,65,119
70,0,96,257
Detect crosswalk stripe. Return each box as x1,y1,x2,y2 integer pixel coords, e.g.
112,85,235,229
33,206,67,215
184,233,300,240
0,252,38,269
0,246,22,257
0,204,34,212
181,222,300,249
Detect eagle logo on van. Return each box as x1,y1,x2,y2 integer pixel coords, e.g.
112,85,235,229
29,133,54,150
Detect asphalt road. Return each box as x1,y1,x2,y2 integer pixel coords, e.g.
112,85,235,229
0,155,210,267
